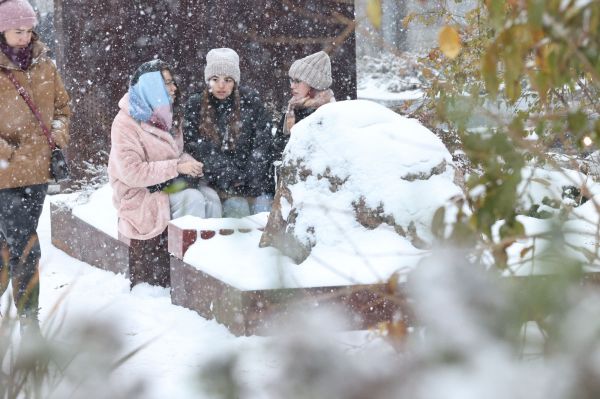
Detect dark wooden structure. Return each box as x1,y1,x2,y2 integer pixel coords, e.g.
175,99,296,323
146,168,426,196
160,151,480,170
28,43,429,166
52,0,357,184
50,202,405,336
170,256,406,336
50,203,130,275
51,202,171,287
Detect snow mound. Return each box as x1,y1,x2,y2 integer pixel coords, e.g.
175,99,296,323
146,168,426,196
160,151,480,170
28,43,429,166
261,99,464,263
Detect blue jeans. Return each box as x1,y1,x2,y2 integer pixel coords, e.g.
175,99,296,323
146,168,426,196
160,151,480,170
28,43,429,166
222,194,273,218
169,186,222,219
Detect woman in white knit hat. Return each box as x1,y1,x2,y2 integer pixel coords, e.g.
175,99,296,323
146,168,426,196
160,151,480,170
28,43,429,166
183,48,273,218
271,51,336,178
0,0,70,338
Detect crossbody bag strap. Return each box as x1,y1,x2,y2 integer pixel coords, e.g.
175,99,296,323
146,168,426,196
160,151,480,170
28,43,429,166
1,67,56,150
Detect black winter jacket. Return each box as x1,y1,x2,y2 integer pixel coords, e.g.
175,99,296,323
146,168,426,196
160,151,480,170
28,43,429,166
183,86,273,197
271,107,316,161
265,107,317,194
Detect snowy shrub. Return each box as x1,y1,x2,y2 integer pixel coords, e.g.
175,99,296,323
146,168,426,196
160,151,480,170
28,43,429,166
0,298,149,399
261,100,465,263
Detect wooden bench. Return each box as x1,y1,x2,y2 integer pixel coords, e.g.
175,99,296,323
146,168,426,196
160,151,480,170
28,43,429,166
50,202,169,287
51,205,409,336
51,202,130,275
168,218,407,336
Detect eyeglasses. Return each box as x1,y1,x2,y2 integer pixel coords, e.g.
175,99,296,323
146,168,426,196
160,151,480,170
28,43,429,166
289,78,302,85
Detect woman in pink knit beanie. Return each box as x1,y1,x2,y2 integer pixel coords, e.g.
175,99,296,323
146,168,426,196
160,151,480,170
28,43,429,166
0,0,38,33
0,0,71,340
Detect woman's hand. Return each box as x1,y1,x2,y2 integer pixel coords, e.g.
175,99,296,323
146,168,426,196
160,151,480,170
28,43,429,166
0,138,15,161
51,120,69,148
287,95,309,111
177,159,204,177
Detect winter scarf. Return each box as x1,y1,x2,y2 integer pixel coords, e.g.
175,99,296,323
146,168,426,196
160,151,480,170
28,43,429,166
128,70,173,132
0,40,32,70
284,88,335,135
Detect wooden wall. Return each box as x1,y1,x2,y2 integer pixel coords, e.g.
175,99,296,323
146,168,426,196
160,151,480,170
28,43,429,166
53,0,356,184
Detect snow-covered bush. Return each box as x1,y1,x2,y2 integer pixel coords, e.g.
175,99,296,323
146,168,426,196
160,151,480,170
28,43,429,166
261,100,465,263
0,301,148,399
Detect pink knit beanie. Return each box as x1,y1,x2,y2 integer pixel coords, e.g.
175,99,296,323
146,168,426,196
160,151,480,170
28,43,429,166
0,0,38,33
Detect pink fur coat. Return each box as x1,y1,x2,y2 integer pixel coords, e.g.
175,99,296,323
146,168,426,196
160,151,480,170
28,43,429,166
108,93,190,239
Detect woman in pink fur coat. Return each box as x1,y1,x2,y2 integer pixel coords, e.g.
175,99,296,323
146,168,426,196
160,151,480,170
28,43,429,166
108,60,221,287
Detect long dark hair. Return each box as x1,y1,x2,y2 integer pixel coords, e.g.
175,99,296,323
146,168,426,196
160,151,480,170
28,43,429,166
198,83,241,151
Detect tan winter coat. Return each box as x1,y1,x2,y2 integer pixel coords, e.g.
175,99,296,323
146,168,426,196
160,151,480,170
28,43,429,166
0,39,71,189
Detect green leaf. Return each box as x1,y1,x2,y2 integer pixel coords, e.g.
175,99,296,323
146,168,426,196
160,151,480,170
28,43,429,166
431,206,446,239
482,49,499,98
527,0,545,27
567,110,587,135
366,0,382,29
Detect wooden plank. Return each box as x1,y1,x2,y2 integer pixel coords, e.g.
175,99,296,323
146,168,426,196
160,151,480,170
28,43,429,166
168,223,197,260
50,203,129,275
54,0,356,185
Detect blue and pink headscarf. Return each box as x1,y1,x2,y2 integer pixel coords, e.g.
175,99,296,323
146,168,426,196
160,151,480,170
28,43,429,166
128,60,173,132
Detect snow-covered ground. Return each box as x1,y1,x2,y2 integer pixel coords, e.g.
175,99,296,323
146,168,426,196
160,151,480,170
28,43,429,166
5,160,600,398
357,53,426,107
8,189,600,399
0,197,392,398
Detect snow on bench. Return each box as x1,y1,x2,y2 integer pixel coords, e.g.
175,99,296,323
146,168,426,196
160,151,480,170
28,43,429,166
49,185,407,336
168,214,267,259
166,213,418,335
50,185,127,275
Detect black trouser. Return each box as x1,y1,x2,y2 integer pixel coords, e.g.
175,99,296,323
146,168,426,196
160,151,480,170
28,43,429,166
0,184,48,319
128,229,170,289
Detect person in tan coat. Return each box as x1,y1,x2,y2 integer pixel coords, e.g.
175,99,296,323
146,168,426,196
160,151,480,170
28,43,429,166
0,0,70,336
